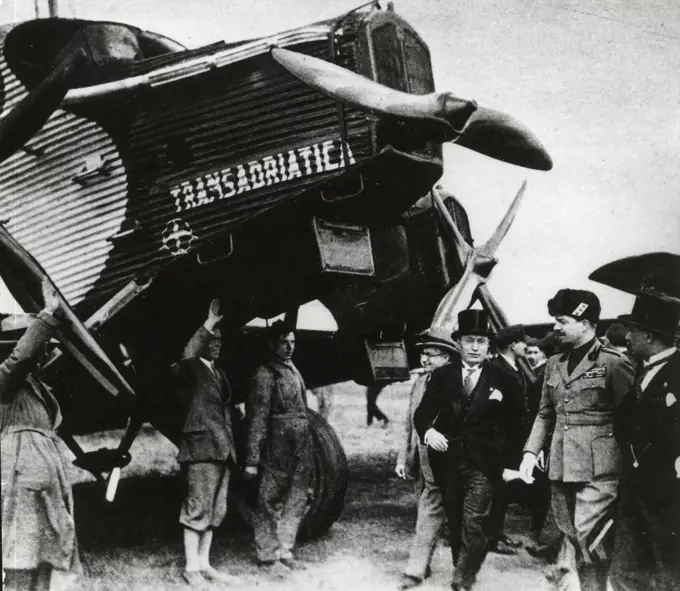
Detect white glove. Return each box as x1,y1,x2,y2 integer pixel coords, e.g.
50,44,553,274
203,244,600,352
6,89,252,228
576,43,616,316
519,452,537,484
424,428,448,452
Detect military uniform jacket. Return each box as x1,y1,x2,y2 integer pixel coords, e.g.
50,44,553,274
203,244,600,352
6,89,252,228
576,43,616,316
621,350,680,503
414,360,525,479
170,326,237,464
524,340,634,482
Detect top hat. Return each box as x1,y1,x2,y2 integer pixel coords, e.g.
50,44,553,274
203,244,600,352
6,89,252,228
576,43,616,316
618,291,680,338
416,327,458,354
548,289,601,324
452,310,493,339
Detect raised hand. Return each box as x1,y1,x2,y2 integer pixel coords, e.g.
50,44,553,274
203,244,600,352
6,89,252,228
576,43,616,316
206,298,223,330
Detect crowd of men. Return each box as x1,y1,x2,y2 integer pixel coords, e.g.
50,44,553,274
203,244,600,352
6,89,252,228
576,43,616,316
1,279,678,591
395,288,679,591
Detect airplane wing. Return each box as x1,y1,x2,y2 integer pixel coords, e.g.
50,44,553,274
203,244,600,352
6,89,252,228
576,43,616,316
589,252,680,298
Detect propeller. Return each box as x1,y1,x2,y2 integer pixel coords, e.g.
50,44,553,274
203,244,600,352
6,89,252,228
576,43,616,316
429,181,527,334
0,23,141,164
0,222,135,401
271,47,552,171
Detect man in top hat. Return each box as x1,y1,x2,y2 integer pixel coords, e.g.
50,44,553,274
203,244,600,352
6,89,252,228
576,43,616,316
487,325,529,555
396,327,458,590
414,310,524,591
609,291,680,591
519,289,635,591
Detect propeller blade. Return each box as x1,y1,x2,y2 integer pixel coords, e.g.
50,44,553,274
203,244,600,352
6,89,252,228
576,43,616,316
271,47,472,141
455,106,553,170
0,223,135,401
430,256,482,332
0,50,84,163
431,187,472,263
0,23,141,164
478,180,527,258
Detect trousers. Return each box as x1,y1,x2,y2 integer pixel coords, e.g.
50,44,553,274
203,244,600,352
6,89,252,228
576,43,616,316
405,443,445,579
551,479,619,591
253,418,312,562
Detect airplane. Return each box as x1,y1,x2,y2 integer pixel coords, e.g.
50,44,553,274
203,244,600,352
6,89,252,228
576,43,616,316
0,1,552,538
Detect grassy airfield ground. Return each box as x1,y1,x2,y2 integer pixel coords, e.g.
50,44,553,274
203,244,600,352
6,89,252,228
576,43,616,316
57,381,553,590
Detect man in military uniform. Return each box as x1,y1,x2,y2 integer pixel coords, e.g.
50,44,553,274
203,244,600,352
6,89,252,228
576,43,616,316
520,289,634,591
609,291,680,591
245,321,312,577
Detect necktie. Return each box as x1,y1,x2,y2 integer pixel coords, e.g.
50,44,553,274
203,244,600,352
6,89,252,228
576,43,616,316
463,367,476,397
634,358,667,399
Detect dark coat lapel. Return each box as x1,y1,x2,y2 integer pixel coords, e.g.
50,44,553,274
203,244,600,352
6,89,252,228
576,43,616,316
644,350,679,397
448,360,464,420
464,362,491,420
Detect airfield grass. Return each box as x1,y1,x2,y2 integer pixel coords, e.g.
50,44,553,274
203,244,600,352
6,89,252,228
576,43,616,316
55,381,551,591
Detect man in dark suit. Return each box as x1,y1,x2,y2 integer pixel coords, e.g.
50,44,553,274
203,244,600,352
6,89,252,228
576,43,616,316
170,299,239,586
487,324,528,555
414,310,524,591
610,291,680,591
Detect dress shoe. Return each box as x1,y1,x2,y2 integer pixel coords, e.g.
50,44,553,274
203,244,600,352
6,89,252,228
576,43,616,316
259,560,292,579
526,542,557,562
181,570,207,587
451,583,470,591
399,574,422,589
424,565,432,579
489,539,518,555
201,566,240,583
280,557,307,571
499,533,522,548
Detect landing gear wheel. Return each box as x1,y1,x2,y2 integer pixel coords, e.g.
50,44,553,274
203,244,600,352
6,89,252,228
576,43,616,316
298,409,348,540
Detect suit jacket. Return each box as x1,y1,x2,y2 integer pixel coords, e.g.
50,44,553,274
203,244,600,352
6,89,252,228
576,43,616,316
414,359,525,479
170,326,237,463
524,339,634,482
489,355,528,460
621,350,680,504
397,373,429,477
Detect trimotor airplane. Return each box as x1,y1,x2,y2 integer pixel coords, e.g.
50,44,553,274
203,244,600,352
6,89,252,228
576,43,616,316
0,2,552,537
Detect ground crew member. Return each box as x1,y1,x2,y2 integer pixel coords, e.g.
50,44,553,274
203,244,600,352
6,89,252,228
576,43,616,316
520,289,635,591
1,279,79,591
396,327,458,590
245,321,312,577
610,291,680,591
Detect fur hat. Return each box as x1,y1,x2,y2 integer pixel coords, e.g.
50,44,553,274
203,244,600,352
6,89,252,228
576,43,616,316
548,289,601,324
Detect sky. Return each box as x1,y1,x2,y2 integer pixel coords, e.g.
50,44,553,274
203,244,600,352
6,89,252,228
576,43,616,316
1,0,679,326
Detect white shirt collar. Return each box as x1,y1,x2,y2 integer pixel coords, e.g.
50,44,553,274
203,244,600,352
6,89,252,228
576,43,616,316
645,347,676,367
462,361,482,373
200,358,214,371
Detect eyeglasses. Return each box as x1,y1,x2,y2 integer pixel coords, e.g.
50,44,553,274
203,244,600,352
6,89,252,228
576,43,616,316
420,352,445,359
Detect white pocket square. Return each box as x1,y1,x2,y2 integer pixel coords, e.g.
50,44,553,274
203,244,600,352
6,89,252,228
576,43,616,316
489,390,503,402
667,393,677,407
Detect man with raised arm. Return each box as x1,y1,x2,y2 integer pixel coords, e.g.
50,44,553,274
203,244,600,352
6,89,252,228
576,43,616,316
170,298,239,586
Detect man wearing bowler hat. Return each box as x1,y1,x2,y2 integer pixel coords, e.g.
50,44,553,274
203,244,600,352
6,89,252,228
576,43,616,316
414,310,524,591
609,291,680,591
396,327,458,589
520,289,635,591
